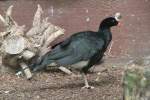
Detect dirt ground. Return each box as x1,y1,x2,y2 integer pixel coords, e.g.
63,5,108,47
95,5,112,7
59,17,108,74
0,64,124,100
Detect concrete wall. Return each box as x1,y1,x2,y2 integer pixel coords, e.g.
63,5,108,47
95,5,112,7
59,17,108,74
0,0,150,59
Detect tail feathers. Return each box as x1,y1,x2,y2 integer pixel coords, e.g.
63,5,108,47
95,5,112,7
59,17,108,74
32,58,54,72
33,65,46,72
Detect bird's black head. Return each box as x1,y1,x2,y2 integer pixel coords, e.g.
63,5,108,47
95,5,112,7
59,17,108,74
100,13,121,29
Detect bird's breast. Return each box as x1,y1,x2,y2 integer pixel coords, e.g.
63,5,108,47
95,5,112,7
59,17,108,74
70,60,89,69
47,61,89,69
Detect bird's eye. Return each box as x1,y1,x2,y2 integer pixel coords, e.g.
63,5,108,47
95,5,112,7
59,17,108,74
112,20,115,23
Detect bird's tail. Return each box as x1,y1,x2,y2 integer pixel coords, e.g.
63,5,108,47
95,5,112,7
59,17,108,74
29,56,54,72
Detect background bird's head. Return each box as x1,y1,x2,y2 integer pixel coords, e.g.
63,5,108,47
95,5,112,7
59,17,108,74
100,13,122,29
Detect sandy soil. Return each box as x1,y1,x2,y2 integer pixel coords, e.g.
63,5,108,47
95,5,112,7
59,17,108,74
0,66,123,100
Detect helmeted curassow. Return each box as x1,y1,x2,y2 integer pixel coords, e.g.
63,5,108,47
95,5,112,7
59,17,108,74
31,13,122,89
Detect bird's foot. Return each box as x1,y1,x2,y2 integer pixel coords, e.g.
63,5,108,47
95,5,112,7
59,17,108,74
81,85,94,89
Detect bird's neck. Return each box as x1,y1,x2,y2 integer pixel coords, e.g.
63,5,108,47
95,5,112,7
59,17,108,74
98,27,112,51
98,27,111,38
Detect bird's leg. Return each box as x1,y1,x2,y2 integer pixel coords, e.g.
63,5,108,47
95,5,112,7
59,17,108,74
58,66,81,78
95,68,110,81
81,73,94,89
95,72,101,81
58,66,73,75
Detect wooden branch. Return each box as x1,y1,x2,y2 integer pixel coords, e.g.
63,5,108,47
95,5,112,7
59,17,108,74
20,62,32,79
40,24,55,46
5,5,18,27
26,5,48,49
45,27,65,47
38,27,65,57
22,50,35,60
33,4,43,27
6,5,13,16
26,27,37,36
0,14,6,25
40,17,50,34
26,4,43,36
0,32,9,38
44,24,55,37
0,5,17,27
9,25,25,36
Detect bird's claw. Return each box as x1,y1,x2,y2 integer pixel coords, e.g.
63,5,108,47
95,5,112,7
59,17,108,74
81,85,94,89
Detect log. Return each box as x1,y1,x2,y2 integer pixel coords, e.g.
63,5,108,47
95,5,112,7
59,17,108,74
2,35,26,54
0,4,65,79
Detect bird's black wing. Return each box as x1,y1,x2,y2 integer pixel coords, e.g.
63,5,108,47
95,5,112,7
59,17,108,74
82,50,104,73
33,32,105,71
55,38,105,67
52,38,72,49
52,31,95,49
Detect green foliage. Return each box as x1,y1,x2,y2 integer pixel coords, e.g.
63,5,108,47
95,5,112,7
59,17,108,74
123,66,150,100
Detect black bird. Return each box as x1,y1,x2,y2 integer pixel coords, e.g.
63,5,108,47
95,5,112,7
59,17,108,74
32,13,121,89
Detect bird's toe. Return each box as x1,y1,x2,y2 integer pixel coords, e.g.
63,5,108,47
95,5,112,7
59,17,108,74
81,85,94,89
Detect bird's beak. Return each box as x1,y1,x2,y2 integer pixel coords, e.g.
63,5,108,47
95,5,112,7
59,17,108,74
114,12,122,27
118,21,121,27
